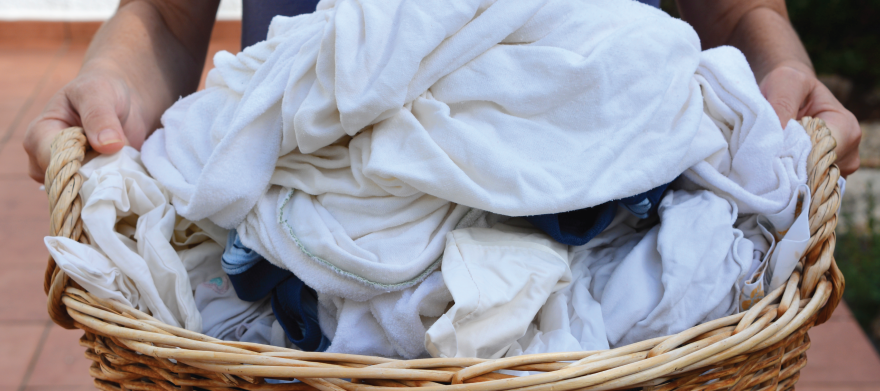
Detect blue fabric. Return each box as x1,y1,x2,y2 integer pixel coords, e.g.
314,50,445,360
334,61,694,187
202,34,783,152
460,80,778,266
222,229,263,275
223,229,328,351
272,277,331,352
240,0,660,49
226,260,292,302
241,0,321,49
526,182,671,246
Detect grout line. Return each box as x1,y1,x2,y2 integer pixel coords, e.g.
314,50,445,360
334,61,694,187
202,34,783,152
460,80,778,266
0,38,70,155
17,319,53,391
0,319,53,326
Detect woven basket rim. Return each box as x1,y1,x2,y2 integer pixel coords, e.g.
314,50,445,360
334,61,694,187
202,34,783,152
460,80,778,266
41,117,844,390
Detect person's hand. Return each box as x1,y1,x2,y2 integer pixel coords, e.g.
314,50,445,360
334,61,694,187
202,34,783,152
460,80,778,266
23,63,150,183
760,63,861,176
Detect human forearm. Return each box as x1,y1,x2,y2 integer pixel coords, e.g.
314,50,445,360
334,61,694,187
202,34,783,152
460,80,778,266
81,0,219,132
23,0,219,182
677,0,810,82
676,0,861,176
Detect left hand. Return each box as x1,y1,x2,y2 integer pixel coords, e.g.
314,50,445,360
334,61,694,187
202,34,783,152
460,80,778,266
760,63,861,176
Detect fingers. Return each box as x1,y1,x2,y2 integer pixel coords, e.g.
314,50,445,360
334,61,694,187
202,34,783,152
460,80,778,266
23,93,81,183
760,66,814,128
798,81,862,177
22,74,134,183
67,80,128,155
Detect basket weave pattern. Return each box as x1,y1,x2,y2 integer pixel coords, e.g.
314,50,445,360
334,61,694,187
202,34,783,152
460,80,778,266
42,117,844,391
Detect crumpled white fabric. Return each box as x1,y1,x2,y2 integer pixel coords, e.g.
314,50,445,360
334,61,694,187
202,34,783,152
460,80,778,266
425,222,571,359
172,218,227,289
684,48,811,215
135,0,816,355
142,0,720,229
318,271,452,358
506,189,755,354
738,184,812,310
45,147,201,331
45,236,141,310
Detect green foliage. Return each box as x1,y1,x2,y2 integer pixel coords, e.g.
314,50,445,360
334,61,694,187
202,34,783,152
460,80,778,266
788,0,880,89
660,0,880,90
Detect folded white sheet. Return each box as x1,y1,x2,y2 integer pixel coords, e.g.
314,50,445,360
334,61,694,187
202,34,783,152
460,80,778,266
46,147,201,331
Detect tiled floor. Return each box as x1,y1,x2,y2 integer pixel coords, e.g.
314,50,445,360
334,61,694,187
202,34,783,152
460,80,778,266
0,21,879,391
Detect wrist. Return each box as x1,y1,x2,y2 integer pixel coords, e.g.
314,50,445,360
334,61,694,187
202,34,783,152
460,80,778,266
725,6,813,83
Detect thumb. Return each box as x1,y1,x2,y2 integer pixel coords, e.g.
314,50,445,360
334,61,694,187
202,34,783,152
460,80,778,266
759,66,814,128
72,89,128,155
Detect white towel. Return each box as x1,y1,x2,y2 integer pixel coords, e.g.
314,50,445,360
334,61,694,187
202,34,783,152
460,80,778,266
47,147,201,331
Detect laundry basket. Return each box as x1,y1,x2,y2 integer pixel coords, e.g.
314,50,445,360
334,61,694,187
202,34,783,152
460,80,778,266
42,116,844,391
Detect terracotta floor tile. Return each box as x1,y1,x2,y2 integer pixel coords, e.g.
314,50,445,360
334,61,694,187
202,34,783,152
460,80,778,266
0,44,88,147
199,39,241,90
0,219,51,269
800,313,880,384
0,322,50,386
796,385,880,391
0,268,52,322
0,177,50,221
0,142,33,178
828,300,856,323
25,325,94,388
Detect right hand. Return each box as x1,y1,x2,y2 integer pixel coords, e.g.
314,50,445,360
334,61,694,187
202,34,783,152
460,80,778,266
23,63,151,183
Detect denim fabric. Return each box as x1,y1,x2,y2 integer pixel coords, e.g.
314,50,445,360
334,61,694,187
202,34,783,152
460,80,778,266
272,277,331,352
241,0,659,49
222,229,263,275
526,182,671,246
241,0,321,49
223,229,328,351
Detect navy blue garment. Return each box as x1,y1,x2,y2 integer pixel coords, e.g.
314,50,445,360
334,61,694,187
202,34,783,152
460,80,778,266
241,0,321,49
240,0,660,49
223,229,329,351
526,182,671,246
272,277,331,352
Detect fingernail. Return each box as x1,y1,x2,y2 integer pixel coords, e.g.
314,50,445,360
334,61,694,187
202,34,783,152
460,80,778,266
97,129,122,146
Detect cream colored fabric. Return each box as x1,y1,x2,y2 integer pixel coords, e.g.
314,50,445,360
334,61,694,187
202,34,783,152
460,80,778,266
425,222,571,358
45,147,203,331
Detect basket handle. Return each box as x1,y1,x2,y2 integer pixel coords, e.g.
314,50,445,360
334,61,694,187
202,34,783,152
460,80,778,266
44,126,89,329
42,119,845,329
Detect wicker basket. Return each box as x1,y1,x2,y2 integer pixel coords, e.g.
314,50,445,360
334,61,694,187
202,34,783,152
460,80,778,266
42,117,844,391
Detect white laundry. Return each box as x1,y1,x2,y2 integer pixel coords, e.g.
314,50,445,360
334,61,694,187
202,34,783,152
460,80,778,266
501,189,759,355
319,271,452,358
45,236,141,310
142,0,724,230
132,0,817,357
172,218,227,289
425,222,571,359
195,274,276,344
737,184,813,310
46,147,201,331
684,48,812,216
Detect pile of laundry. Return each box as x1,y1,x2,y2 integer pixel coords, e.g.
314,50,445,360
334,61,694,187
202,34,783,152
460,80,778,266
47,0,830,360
